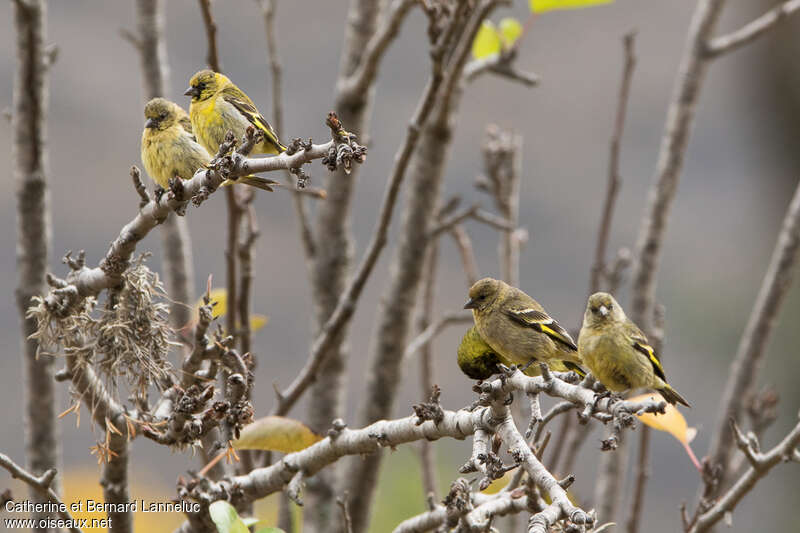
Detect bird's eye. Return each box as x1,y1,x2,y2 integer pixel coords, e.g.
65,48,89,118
160,112,167,119
607,303,613,310
591,307,599,313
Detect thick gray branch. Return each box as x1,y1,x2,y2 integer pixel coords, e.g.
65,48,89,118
12,1,61,528
630,0,727,330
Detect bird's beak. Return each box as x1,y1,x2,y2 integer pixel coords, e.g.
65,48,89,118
144,118,157,129
184,86,199,98
599,305,609,317
464,298,477,310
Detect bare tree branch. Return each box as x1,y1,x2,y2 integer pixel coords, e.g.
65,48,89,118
348,3,505,528
463,50,540,87
706,0,800,58
40,130,358,316
337,0,417,103
689,415,800,533
101,433,132,533
591,31,636,295
255,0,317,261
12,1,61,528
271,47,449,419
197,0,221,71
630,0,728,331
0,454,80,533
705,180,800,495
450,225,480,286
304,0,395,525
415,244,440,500
176,367,661,530
625,420,650,533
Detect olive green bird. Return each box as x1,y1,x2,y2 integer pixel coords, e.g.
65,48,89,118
185,69,286,156
458,325,570,380
464,278,585,376
578,292,690,407
141,98,277,191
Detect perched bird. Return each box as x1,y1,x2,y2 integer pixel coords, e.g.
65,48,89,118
185,69,286,156
141,97,276,192
578,292,689,407
457,325,505,380
464,278,584,376
456,325,572,380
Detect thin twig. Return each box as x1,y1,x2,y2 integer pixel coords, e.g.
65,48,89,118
41,134,349,314
625,422,650,533
402,312,473,362
690,415,800,533
256,0,317,259
705,180,800,495
590,31,636,294
337,494,355,533
416,242,439,500
706,0,800,58
271,51,448,417
197,0,221,71
449,225,480,286
337,0,417,103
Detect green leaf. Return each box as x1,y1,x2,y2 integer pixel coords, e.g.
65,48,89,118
254,529,286,533
472,20,501,59
209,501,250,533
233,415,323,453
529,0,614,13
498,18,523,47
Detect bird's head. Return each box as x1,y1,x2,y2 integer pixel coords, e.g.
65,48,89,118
143,98,180,131
184,69,225,102
464,278,503,313
584,292,625,326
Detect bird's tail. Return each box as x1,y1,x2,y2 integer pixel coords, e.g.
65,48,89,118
658,385,690,408
222,175,279,192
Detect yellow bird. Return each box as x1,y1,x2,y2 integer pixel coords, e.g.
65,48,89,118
140,97,276,191
578,292,690,407
464,278,585,376
185,69,286,156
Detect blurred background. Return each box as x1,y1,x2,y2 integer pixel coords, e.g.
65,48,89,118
1,0,798,531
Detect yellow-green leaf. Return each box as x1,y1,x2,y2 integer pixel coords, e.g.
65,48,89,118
233,416,323,453
499,18,523,47
630,393,702,471
472,20,501,59
630,393,691,443
530,0,614,13
209,501,250,533
250,314,269,332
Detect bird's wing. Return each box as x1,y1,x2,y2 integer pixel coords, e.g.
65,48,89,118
504,307,578,351
178,115,194,136
628,326,667,381
220,86,284,151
